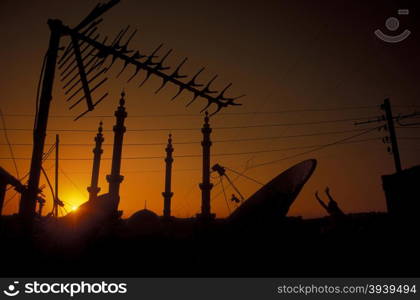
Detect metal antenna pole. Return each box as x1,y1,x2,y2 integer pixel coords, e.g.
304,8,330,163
382,98,402,173
54,134,59,218
19,19,63,226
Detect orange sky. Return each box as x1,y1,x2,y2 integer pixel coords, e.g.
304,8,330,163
1,0,420,219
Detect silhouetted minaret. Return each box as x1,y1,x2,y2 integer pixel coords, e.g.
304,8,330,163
199,111,214,220
106,91,127,211
88,121,104,201
162,134,174,219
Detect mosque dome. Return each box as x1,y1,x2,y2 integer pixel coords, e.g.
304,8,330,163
126,209,161,235
129,209,159,222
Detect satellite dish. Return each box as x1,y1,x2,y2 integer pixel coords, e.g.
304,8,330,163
227,159,317,226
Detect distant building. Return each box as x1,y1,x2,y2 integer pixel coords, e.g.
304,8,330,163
382,165,420,217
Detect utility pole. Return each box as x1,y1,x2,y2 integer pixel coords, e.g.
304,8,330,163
54,134,59,218
355,98,407,173
106,91,127,212
162,134,174,219
19,20,62,225
198,111,214,221
381,98,402,173
88,121,104,201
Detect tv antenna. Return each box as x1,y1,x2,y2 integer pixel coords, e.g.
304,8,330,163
19,0,244,225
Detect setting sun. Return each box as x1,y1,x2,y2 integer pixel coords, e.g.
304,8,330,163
71,206,78,212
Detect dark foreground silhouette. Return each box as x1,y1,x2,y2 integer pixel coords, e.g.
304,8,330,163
1,160,419,277
0,211,419,277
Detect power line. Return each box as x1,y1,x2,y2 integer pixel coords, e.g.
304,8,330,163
398,137,420,140
249,125,383,169
0,115,382,133
59,198,77,209
224,166,264,186
0,137,381,161
211,123,376,201
3,191,19,209
219,176,231,214
0,109,20,178
40,165,56,202
59,167,88,199
5,144,56,192
0,128,378,146
4,105,416,120
0,105,383,119
59,168,201,174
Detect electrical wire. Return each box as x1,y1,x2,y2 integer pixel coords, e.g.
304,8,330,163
211,127,381,202
224,166,264,186
0,105,382,119
3,191,19,208
1,115,383,133
40,165,56,203
59,167,88,199
4,142,56,192
0,128,374,147
0,136,382,161
0,109,19,178
219,176,231,214
249,125,382,169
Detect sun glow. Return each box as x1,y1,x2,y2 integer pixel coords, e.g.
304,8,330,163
71,205,78,212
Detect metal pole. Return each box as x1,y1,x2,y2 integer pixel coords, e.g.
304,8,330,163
19,19,62,226
54,134,59,218
382,98,402,173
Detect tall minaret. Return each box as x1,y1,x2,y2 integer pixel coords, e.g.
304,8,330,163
87,121,104,201
198,111,214,220
162,133,174,219
106,91,127,211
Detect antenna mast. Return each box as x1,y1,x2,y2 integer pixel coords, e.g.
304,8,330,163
18,0,243,226
19,20,62,226
54,134,59,218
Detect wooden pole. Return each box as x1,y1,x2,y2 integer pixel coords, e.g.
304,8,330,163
382,98,402,173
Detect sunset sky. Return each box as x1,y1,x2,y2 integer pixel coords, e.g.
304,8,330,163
1,0,419,219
